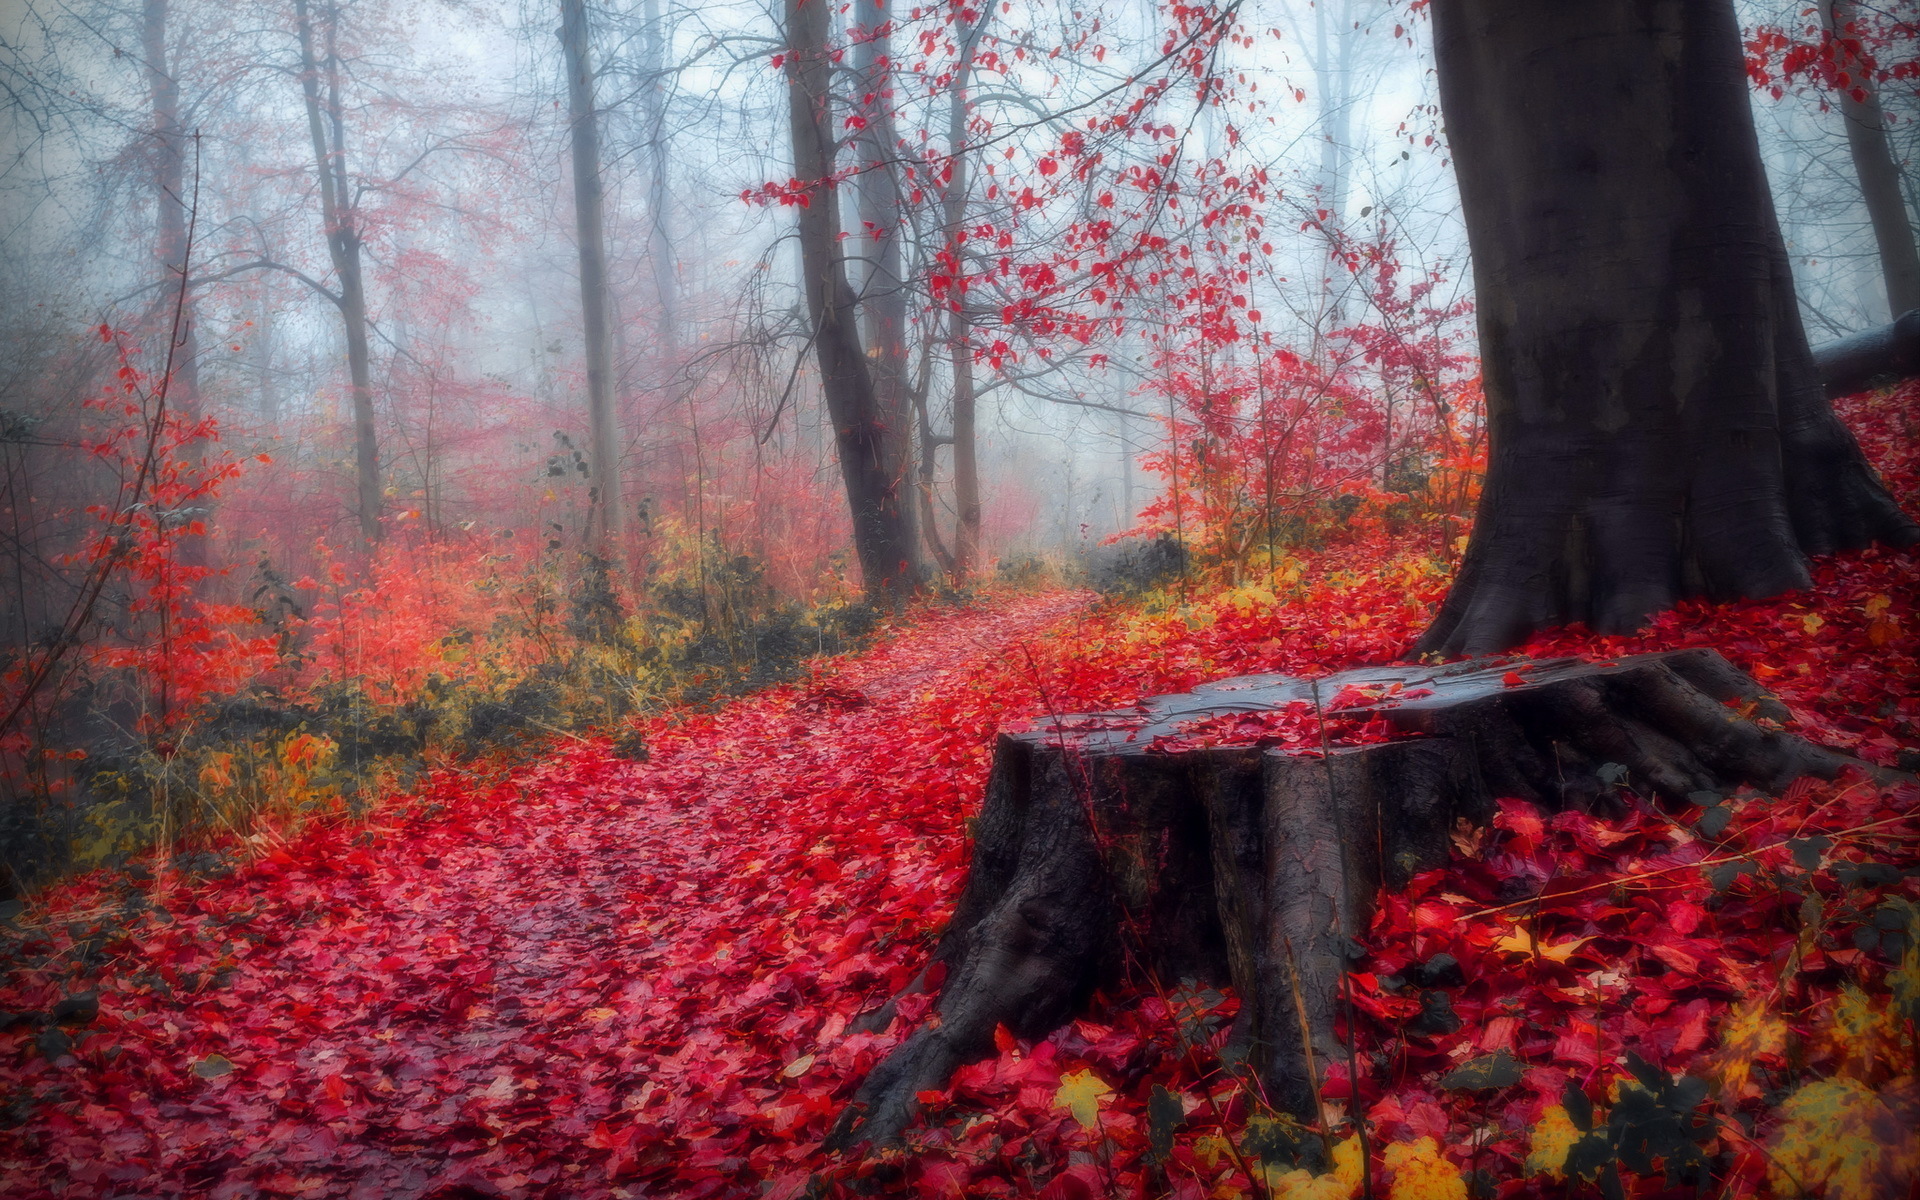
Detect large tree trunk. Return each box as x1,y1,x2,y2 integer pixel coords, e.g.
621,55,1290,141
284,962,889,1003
560,0,622,563
784,0,915,601
830,650,1860,1148
1416,0,1916,658
1821,0,1920,318
852,0,917,577
293,0,381,545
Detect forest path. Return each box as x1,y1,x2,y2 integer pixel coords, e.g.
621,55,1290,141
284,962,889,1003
0,590,1091,1199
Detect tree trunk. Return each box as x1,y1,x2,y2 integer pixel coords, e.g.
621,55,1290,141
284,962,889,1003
636,0,676,358
560,0,622,563
293,0,381,545
1310,0,1352,336
1416,0,1916,658
914,391,957,576
853,0,917,577
784,0,914,601
254,285,279,426
829,649,1860,1148
142,0,199,427
143,0,207,578
1822,0,1920,318
945,9,986,578
1813,308,1920,398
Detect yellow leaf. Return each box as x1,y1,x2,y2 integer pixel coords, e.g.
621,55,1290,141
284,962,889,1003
1054,1068,1113,1130
1258,1137,1363,1200
1524,1105,1580,1180
1802,612,1825,636
1331,1136,1364,1190
1263,1167,1355,1200
1704,998,1789,1098
1768,1077,1920,1200
585,1007,618,1022
780,1052,816,1079
1193,1133,1234,1171
1383,1137,1467,1200
1494,925,1589,963
1864,593,1892,617
1820,985,1906,1083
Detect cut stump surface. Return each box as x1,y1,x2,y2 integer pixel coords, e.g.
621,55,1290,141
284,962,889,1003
828,649,1856,1149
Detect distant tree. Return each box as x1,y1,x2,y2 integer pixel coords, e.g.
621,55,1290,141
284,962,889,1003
1746,0,1920,317
141,0,200,433
289,0,383,544
782,0,915,600
1417,0,1917,657
559,0,623,563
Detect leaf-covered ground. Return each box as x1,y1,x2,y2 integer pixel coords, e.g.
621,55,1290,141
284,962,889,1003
3,385,1918,1199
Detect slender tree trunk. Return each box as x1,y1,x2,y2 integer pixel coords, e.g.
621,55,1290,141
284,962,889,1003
293,0,381,544
945,8,986,578
142,0,214,594
636,0,676,357
143,0,211,589
1416,0,1916,657
1311,0,1351,334
1821,0,1920,317
784,0,914,600
560,0,622,562
254,286,279,426
853,0,917,576
142,0,199,423
914,390,957,575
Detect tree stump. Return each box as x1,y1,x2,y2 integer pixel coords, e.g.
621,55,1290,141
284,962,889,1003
828,650,1857,1149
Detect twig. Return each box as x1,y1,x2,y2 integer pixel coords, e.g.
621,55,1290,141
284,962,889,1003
1454,811,1920,923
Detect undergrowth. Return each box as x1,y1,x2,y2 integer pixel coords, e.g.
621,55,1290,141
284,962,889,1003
2,523,986,895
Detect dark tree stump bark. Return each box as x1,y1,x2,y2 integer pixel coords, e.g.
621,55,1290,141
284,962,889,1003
828,650,1861,1149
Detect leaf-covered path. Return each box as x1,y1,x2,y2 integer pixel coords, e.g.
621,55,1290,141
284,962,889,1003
5,472,1917,1199
1,592,1091,1198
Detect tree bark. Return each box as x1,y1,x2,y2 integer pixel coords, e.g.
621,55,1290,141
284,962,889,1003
829,649,1860,1148
560,0,622,563
852,0,917,576
293,0,381,545
1821,0,1920,318
944,8,986,578
1813,308,1920,398
142,0,205,571
636,0,676,358
142,0,199,425
784,0,915,601
1416,0,1916,658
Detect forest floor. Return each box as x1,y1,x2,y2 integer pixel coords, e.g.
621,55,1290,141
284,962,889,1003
2,389,1918,1200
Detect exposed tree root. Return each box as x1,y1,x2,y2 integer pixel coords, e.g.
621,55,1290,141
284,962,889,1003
827,649,1865,1150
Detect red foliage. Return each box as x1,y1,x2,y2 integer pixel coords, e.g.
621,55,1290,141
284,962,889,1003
1744,2,1919,106
1,383,1915,1197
